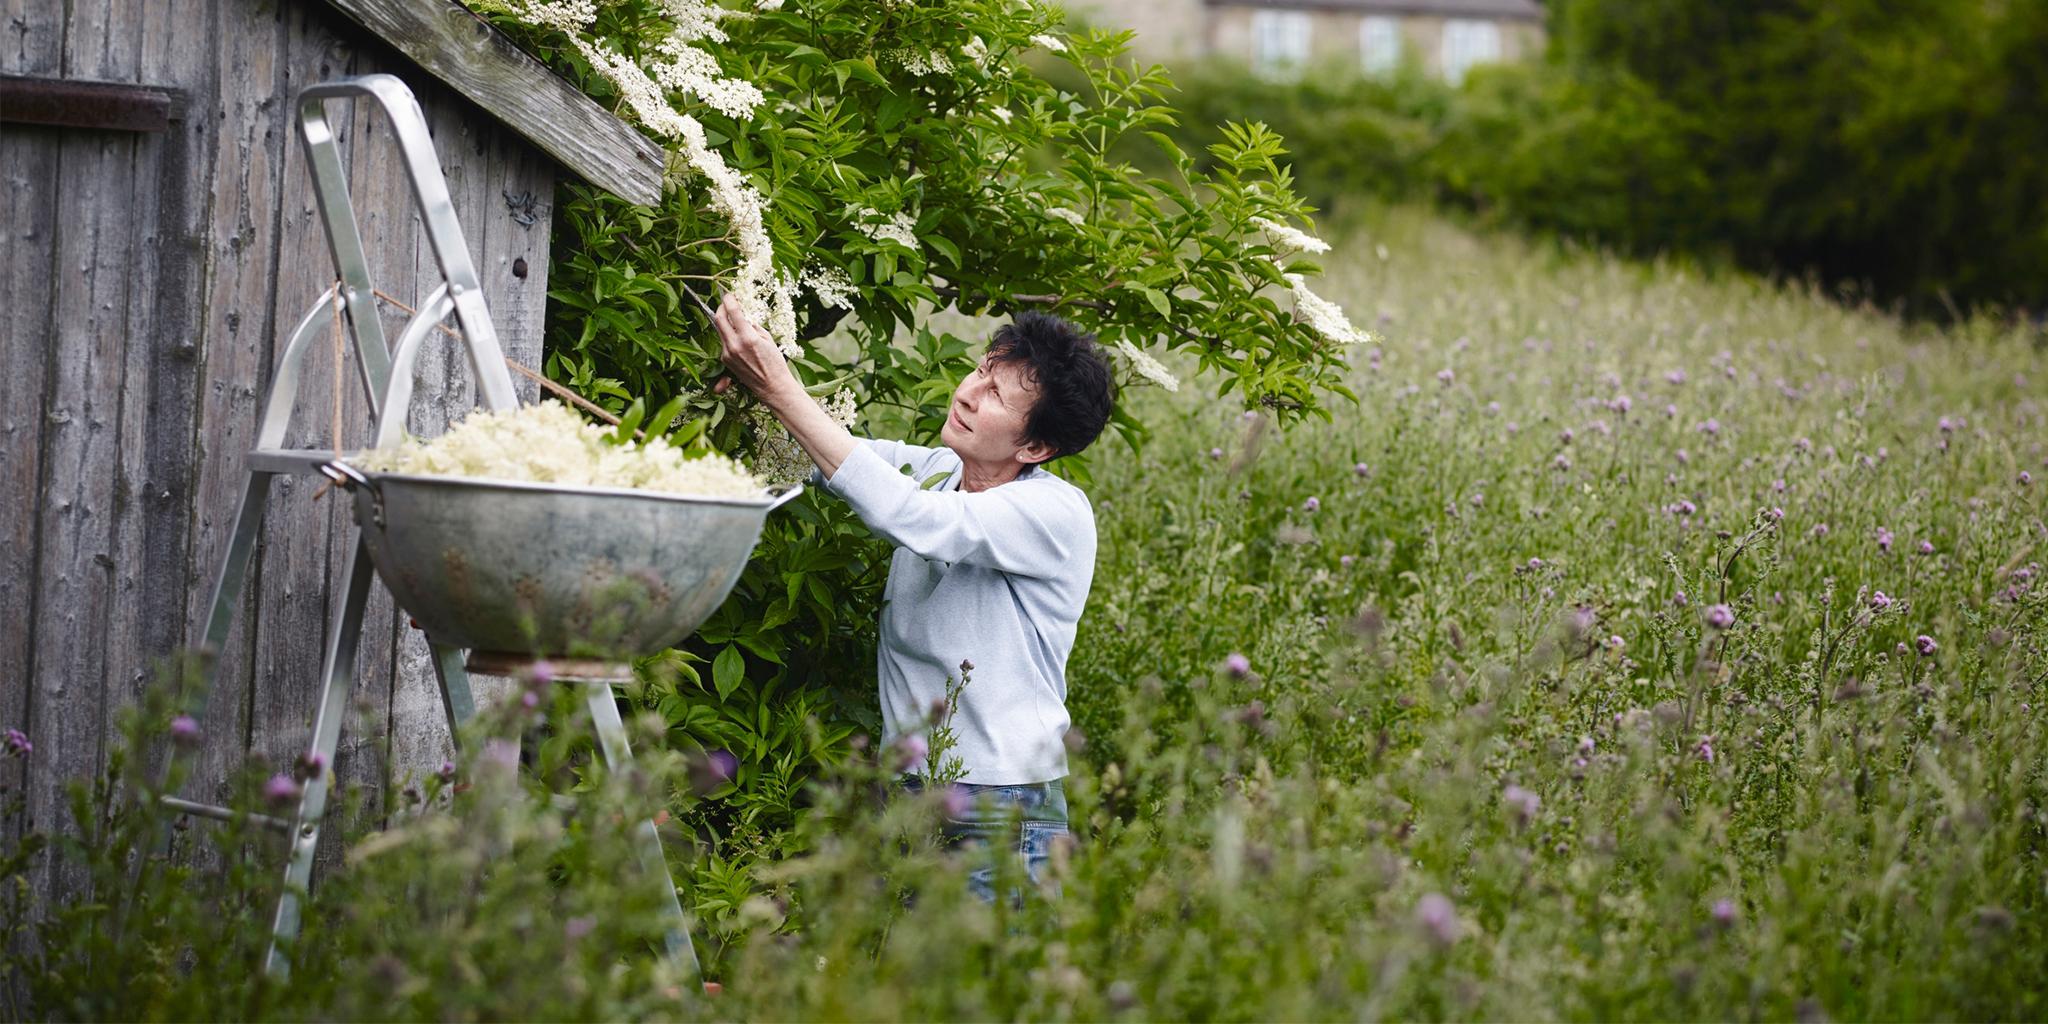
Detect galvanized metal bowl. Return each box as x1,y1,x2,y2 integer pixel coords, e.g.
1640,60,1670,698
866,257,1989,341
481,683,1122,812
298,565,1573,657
323,461,803,659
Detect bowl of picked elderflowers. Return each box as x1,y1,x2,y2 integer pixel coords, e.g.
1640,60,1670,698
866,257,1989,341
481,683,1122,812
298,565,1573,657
328,400,801,659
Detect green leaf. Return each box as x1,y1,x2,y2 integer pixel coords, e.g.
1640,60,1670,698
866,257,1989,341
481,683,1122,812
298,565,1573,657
712,644,746,701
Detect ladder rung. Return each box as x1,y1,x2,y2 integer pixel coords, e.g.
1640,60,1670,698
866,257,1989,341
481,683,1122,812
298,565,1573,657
161,794,296,832
246,448,360,476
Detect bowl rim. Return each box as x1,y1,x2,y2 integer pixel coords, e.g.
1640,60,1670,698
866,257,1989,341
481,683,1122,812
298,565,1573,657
337,459,800,510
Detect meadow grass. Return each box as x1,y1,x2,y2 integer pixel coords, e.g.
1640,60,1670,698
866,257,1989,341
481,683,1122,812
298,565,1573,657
8,207,2041,1021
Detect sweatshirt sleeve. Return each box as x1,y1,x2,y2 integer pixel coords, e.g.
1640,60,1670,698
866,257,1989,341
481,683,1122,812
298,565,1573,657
807,437,943,488
822,443,1090,579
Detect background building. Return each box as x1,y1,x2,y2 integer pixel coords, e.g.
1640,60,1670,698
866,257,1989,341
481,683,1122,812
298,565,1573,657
1067,0,1546,82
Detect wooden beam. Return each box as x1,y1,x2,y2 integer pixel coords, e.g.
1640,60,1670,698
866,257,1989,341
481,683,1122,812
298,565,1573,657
0,74,185,132
317,0,665,206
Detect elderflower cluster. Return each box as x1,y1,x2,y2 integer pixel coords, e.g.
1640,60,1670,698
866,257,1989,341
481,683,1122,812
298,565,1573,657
855,207,919,251
961,36,990,68
802,263,857,310
1045,207,1086,227
653,39,765,120
1250,215,1332,255
743,388,858,485
356,400,767,499
1281,270,1375,346
504,0,596,33
1030,33,1066,53
884,47,955,76
1116,339,1180,392
655,0,730,44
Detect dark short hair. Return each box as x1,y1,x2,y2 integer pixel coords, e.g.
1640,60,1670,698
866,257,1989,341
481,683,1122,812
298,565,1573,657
983,311,1117,467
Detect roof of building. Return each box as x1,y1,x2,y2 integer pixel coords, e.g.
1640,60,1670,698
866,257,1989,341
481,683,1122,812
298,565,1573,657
1208,0,1545,21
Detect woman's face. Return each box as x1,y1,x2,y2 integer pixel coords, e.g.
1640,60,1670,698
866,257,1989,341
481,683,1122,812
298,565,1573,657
940,352,1054,467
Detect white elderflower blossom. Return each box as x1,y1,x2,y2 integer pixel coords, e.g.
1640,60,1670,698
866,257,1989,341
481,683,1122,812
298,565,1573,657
745,405,814,485
801,263,857,310
1282,270,1375,346
822,386,859,429
654,40,765,120
991,105,1014,123
855,207,919,251
1115,339,1180,392
1250,215,1331,255
961,36,990,67
506,0,596,32
1030,33,1066,53
357,400,767,498
656,0,730,42
755,0,783,9
573,39,692,138
883,47,954,76
1045,206,1085,227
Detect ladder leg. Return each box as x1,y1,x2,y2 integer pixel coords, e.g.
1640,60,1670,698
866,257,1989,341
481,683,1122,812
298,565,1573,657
264,530,376,978
187,472,275,728
428,641,477,754
582,680,702,984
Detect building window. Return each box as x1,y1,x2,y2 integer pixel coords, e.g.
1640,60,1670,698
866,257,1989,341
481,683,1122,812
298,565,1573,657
1251,9,1311,79
1440,18,1502,85
1360,15,1402,75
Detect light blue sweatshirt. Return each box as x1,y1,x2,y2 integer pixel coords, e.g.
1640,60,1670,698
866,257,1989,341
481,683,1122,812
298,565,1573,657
809,438,1095,784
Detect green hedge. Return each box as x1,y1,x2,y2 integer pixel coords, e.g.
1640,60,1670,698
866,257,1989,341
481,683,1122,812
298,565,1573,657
1155,0,2048,318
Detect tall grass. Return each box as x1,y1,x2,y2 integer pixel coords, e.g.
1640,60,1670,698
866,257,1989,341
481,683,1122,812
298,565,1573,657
7,207,2042,1020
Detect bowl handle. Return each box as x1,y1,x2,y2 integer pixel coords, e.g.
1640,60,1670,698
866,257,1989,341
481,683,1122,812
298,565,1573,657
763,482,805,513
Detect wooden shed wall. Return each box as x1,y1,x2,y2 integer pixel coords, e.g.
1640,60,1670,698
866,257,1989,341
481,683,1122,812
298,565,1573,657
2,0,556,904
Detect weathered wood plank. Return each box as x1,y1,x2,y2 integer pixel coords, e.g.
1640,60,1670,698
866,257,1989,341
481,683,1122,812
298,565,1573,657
177,0,288,820
28,126,141,914
0,126,59,865
317,0,663,206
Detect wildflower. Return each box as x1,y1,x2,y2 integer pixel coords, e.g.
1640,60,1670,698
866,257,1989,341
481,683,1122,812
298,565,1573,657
960,659,974,672
1436,368,1455,386
438,759,456,781
1249,216,1331,255
1224,653,1251,678
1767,507,1784,521
1773,478,1786,493
1664,403,1679,418
1469,492,1484,508
1812,523,1830,538
1695,735,1715,763
3,729,29,757
1554,454,1572,471
1704,604,1734,630
1610,394,1632,414
1354,462,1371,478
940,785,971,818
169,715,201,747
1577,736,1595,755
296,750,327,781
1502,783,1540,825
1674,448,1689,465
1938,416,1955,433
1870,591,1892,611
1666,500,1697,517
521,689,540,709
1918,540,1934,556
1607,635,1625,651
263,774,302,806
1526,557,1545,571
889,734,928,773
1209,447,1224,460
1416,893,1460,947
1875,527,1894,552
2022,471,2033,486
1115,339,1180,392
1486,401,1502,415
1673,590,1688,607
1697,419,1720,436
1665,370,1687,385
1559,427,1574,445
1340,555,1355,568
1915,635,1937,658
1303,496,1320,512
1795,437,1813,452
1711,899,1738,928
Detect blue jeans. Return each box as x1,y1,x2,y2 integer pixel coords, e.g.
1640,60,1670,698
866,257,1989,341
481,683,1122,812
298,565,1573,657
899,775,1068,905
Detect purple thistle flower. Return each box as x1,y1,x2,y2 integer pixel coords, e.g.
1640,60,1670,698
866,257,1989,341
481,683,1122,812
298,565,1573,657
1559,427,1574,445
439,759,457,781
1695,736,1715,763
169,715,201,748
1711,899,1738,927
521,689,540,709
1469,492,1484,508
2021,471,2033,487
1554,454,1572,471
890,734,928,773
1870,591,1892,611
1224,652,1251,678
1502,783,1540,825
1303,496,1320,513
1938,416,1955,434
4,729,30,757
1610,394,1633,414
1915,635,1938,657
1812,523,1830,538
1704,604,1734,630
1697,419,1720,436
263,774,302,807
1795,437,1813,452
1340,555,1356,568
1673,589,1688,607
940,785,971,818
1664,403,1679,418
529,659,556,685
1416,893,1460,947
1577,736,1596,755
690,748,739,794
1767,507,1785,522
1666,370,1687,385
1526,557,1545,571
1918,540,1934,556
1437,368,1455,386
1208,447,1223,460
1607,635,1625,651
1354,462,1371,478
1773,478,1786,493
1876,527,1894,552
1675,449,1690,465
